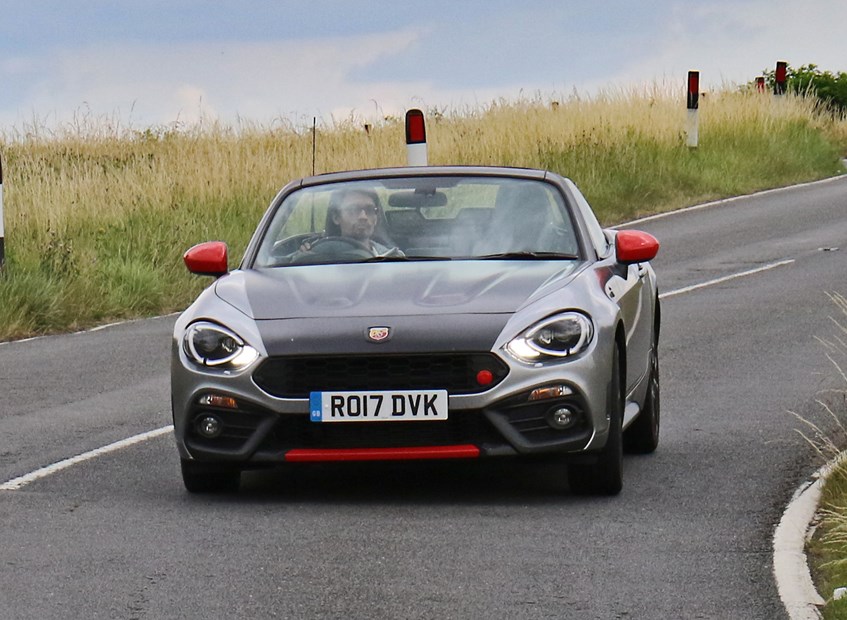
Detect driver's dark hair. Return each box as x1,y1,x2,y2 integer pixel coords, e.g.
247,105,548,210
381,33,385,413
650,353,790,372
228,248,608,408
325,187,381,236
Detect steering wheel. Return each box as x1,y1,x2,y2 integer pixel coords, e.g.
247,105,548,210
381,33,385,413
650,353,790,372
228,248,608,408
300,236,377,261
307,236,374,253
270,233,318,258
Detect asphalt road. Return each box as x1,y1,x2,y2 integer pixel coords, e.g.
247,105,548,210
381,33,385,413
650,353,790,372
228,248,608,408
1,175,846,619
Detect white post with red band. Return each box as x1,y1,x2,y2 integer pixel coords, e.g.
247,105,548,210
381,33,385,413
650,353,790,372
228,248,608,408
405,109,428,166
686,70,700,148
0,154,5,268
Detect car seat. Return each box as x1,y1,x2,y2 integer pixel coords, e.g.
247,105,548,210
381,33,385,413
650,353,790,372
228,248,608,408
474,183,556,254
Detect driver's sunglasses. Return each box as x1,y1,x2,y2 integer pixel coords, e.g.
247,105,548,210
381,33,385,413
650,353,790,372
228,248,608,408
341,204,379,217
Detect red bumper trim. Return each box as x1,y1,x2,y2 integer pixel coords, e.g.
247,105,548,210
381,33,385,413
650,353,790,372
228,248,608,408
284,445,481,463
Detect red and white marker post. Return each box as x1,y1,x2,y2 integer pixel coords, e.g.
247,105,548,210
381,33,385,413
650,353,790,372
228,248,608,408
686,70,700,148
0,154,5,268
405,109,428,166
756,77,766,93
775,61,788,96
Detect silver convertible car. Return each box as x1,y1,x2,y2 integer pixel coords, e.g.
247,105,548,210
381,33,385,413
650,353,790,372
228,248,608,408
172,166,660,495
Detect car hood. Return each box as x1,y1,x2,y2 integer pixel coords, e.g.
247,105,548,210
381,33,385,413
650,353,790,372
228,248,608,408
214,261,581,320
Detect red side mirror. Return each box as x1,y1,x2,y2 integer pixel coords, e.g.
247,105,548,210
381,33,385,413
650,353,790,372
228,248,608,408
184,241,229,277
615,230,659,264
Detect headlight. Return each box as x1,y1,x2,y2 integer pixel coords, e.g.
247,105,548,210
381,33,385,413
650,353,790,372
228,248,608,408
183,322,259,369
505,312,594,363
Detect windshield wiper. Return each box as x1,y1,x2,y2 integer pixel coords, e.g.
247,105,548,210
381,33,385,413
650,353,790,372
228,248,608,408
476,252,579,260
362,255,453,263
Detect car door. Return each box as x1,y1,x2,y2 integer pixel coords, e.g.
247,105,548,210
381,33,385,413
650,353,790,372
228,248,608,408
608,260,654,393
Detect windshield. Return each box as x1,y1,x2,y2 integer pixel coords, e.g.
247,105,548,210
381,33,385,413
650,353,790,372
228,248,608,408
253,176,581,267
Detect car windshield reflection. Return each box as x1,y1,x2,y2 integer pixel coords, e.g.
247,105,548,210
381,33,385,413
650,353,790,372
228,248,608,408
253,176,582,267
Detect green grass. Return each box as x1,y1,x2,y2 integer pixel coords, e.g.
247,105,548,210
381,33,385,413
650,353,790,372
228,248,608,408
0,88,845,341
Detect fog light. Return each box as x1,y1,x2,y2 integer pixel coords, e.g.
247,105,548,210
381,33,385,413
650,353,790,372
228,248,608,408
196,415,223,438
547,406,577,430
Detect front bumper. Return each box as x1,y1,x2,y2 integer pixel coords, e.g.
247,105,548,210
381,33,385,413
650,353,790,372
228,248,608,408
172,332,614,464
175,382,597,464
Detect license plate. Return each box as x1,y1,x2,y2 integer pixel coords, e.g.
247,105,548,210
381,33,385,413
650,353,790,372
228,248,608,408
310,390,448,423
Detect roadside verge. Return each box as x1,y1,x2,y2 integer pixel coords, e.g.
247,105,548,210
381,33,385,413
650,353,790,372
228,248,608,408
775,454,847,620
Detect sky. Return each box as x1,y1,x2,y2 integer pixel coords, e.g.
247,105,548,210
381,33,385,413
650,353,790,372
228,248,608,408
0,0,845,131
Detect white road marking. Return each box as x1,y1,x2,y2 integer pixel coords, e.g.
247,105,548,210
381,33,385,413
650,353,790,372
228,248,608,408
619,172,846,228
0,426,173,491
0,312,180,347
659,259,795,300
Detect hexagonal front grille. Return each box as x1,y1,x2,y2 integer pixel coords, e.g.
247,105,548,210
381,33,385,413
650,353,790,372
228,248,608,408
253,353,509,398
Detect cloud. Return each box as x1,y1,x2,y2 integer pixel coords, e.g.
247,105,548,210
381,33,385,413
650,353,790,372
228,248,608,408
0,28,429,129
173,85,217,124
602,0,847,90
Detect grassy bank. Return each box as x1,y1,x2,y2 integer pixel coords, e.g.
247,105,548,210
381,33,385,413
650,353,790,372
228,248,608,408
0,88,845,341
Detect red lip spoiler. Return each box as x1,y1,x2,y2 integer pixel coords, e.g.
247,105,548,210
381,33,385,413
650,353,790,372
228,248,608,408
284,445,480,462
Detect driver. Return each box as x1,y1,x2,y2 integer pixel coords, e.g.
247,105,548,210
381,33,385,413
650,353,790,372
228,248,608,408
294,188,399,258
327,188,391,254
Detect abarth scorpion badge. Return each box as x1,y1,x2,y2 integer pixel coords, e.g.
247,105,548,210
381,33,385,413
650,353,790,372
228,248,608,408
366,326,391,342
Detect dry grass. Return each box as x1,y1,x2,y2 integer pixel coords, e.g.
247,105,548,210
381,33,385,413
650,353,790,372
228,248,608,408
0,86,845,340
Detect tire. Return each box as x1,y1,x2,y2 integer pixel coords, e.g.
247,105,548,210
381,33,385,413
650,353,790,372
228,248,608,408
624,342,660,454
181,459,241,494
568,346,624,496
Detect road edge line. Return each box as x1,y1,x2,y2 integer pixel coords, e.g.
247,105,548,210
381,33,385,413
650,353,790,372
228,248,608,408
618,172,846,228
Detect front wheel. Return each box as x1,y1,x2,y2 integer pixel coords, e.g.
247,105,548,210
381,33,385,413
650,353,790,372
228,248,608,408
624,343,660,454
568,346,623,496
181,459,241,494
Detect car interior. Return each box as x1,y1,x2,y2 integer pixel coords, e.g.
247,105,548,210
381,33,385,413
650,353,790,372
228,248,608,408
261,180,581,265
